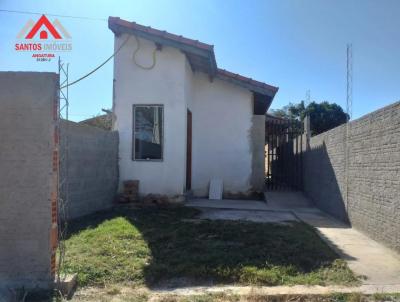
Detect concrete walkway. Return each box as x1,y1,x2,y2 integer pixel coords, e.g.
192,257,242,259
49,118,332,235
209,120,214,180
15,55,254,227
186,198,299,224
295,209,400,286
72,283,400,300
152,284,400,296
187,198,269,211
196,207,297,224
186,192,400,289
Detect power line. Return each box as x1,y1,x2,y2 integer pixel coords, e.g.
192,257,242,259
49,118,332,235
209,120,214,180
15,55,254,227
0,9,106,21
1,9,122,88
60,35,130,89
3,8,129,90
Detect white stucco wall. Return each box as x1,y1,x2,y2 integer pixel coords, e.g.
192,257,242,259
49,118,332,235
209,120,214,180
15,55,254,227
113,34,187,196
184,60,194,111
113,33,259,198
190,73,254,196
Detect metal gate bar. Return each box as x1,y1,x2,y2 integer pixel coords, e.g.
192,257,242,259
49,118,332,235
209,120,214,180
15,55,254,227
265,117,303,191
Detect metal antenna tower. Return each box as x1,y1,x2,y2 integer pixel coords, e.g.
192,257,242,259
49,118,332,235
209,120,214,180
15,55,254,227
344,44,353,212
305,90,311,106
57,57,69,282
346,44,353,121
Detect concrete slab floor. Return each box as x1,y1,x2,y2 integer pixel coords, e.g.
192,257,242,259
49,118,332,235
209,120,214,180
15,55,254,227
197,208,298,224
152,284,400,296
186,198,269,211
72,284,400,299
264,190,314,209
186,194,400,287
295,209,400,286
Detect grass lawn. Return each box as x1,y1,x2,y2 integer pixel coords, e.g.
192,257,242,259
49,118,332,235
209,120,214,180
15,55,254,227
62,205,359,287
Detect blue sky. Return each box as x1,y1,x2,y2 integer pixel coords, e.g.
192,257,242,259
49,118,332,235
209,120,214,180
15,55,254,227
1,0,399,122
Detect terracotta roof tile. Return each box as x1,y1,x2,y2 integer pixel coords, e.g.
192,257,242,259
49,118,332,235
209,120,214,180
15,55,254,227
108,17,278,97
109,17,213,51
217,69,279,93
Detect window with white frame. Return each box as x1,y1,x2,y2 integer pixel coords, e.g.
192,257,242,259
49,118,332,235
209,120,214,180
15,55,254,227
133,105,164,160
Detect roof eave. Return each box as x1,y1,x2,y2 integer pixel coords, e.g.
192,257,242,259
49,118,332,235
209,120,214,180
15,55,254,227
109,23,211,58
216,72,278,98
109,17,217,75
108,16,278,100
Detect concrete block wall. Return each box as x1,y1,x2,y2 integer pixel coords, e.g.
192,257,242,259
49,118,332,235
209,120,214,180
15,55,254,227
303,101,400,252
61,120,118,219
0,72,58,288
303,124,348,222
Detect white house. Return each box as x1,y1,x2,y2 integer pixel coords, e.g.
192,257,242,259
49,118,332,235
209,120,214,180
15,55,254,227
109,17,278,200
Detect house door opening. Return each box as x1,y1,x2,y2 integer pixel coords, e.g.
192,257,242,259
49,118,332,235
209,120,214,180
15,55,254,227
265,116,303,191
186,110,192,191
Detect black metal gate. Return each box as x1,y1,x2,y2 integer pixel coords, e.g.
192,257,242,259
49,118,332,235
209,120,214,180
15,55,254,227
265,116,304,190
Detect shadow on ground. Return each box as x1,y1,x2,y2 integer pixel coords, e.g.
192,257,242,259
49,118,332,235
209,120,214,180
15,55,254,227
62,205,359,289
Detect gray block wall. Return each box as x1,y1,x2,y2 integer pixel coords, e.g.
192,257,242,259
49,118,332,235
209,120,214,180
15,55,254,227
61,120,118,219
0,72,58,288
303,101,400,252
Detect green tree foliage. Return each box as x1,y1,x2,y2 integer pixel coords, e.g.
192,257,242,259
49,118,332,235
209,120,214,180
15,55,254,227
270,101,305,120
270,101,349,136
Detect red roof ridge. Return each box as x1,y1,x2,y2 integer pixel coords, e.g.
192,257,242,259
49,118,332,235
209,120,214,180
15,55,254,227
217,68,278,92
109,16,213,51
108,17,279,96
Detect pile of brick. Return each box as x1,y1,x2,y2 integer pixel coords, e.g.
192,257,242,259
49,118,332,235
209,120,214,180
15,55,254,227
119,180,139,203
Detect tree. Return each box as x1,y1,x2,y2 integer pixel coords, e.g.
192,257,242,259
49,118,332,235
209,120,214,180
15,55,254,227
270,101,306,121
270,101,348,136
306,101,348,135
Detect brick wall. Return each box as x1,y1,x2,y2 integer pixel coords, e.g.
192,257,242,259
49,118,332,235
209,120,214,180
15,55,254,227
0,72,58,288
60,120,119,219
303,101,400,252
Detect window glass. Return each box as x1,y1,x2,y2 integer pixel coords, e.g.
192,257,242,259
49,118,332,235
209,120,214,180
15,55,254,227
133,105,163,160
